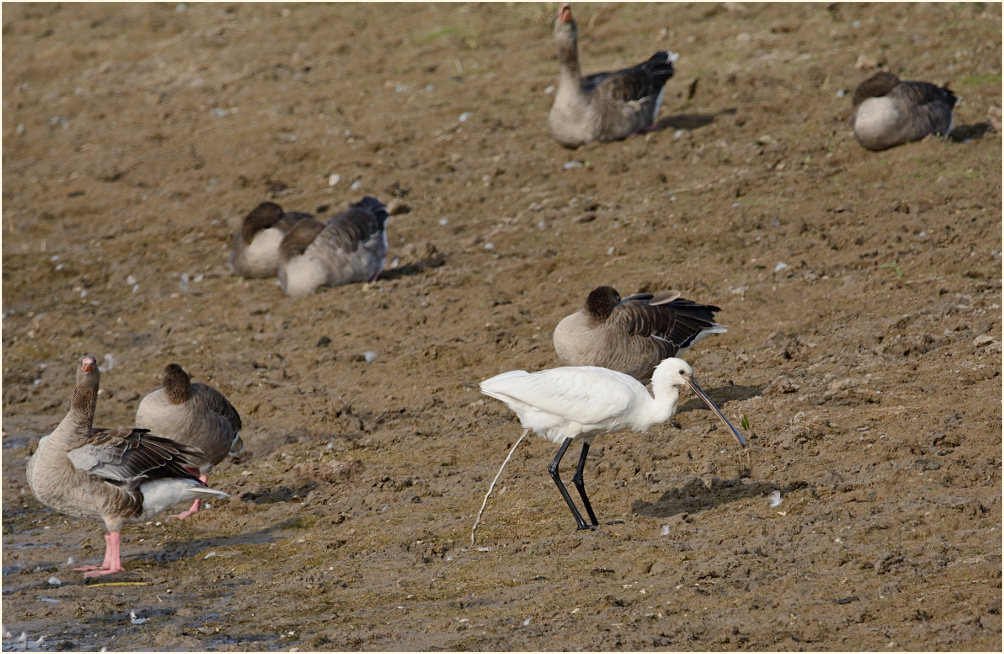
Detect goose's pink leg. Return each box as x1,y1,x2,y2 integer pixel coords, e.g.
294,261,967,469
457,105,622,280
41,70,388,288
75,532,125,577
169,475,207,520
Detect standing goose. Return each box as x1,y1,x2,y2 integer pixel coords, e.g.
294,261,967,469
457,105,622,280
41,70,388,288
553,286,726,383
230,201,315,278
278,196,391,298
548,3,677,147
26,356,227,577
851,71,958,151
135,363,242,520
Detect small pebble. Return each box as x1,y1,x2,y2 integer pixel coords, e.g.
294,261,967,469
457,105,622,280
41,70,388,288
328,173,341,187
350,180,362,191
563,160,583,169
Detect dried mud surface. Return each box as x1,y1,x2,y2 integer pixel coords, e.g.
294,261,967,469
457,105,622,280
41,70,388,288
2,3,1001,651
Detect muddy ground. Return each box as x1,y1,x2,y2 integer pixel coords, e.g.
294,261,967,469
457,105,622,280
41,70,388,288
2,2,1001,651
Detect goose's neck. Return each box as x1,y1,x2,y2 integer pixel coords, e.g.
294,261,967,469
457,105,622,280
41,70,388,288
51,380,98,448
556,36,582,90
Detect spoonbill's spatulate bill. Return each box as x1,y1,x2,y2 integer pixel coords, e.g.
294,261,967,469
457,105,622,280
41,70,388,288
480,357,746,531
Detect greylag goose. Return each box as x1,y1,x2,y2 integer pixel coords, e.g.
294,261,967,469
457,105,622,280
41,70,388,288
553,286,725,382
548,3,677,147
480,358,746,531
135,363,242,520
278,196,390,298
230,201,315,278
26,356,227,577
851,71,958,151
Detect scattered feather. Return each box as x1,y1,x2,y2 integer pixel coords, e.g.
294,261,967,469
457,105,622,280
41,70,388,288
471,430,530,545
47,576,61,586
129,610,149,625
768,490,783,508
774,261,789,272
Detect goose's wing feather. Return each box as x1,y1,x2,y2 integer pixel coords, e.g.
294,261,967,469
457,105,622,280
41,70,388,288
322,197,389,252
67,428,203,486
191,383,242,432
892,81,958,109
590,52,676,103
612,298,722,351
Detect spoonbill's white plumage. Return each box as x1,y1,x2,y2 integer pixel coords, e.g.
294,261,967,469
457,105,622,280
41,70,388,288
480,357,747,531
851,71,958,151
26,357,227,577
548,3,677,147
553,286,726,382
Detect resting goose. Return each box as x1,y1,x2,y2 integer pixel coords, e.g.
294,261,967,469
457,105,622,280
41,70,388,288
553,286,726,382
548,3,677,147
278,196,391,298
135,363,242,520
230,201,315,278
26,356,227,577
851,71,958,151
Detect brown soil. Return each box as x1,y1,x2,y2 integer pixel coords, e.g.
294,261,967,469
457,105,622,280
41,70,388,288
2,2,1001,651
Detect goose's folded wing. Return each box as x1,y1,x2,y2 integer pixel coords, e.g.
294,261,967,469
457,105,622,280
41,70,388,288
67,428,205,485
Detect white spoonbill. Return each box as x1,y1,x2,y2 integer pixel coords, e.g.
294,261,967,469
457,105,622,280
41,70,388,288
479,357,747,531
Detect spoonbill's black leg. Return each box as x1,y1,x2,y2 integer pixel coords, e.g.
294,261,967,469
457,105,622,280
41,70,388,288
548,438,592,530
571,441,599,527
